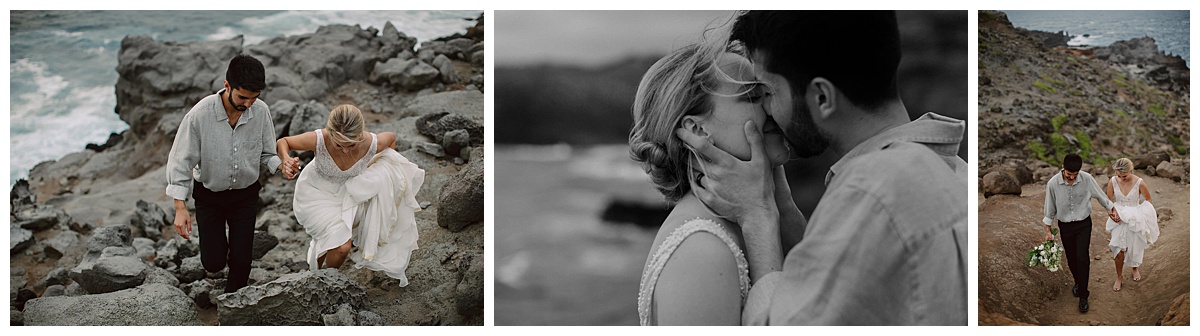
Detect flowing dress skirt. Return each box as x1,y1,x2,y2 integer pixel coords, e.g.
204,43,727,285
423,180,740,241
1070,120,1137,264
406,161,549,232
1106,201,1160,267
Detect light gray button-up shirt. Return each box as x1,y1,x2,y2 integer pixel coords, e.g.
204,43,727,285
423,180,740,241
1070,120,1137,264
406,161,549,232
1042,170,1113,226
165,88,281,201
744,112,968,325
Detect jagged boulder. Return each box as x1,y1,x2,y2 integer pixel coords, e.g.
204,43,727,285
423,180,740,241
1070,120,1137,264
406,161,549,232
1155,161,1185,182
130,200,169,240
285,100,332,137
437,150,484,232
432,54,460,84
415,112,483,146
23,283,202,326
216,269,365,326
455,252,484,318
252,231,280,260
69,255,148,294
1159,293,1189,326
982,171,1022,197
11,224,34,254
13,206,65,231
398,90,484,119
43,231,80,259
1132,151,1170,170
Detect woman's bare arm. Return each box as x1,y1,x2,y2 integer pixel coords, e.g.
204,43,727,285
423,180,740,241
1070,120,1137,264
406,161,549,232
377,131,397,150
1139,179,1152,203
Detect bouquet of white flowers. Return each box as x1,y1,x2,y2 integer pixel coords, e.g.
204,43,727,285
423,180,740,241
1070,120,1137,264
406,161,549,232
1026,228,1063,272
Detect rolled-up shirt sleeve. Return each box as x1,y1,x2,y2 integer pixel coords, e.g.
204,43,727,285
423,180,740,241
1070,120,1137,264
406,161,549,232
259,106,281,174
166,111,201,201
1043,182,1056,226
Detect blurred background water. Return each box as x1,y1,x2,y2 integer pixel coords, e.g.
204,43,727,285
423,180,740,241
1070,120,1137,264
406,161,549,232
495,10,968,325
8,10,482,187
1005,10,1189,66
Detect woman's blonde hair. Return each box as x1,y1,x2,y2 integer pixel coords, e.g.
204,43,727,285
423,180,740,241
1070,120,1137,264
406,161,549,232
1112,157,1134,173
325,104,365,144
628,18,759,203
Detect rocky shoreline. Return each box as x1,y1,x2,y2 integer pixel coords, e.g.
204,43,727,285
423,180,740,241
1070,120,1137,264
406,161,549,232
11,15,485,326
979,10,1189,196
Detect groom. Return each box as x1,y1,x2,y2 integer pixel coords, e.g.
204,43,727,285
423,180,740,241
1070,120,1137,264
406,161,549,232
1042,154,1120,313
677,11,967,325
166,54,292,293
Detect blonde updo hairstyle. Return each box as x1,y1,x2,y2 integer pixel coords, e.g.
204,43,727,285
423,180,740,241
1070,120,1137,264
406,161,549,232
629,26,754,203
1112,157,1134,174
325,104,366,145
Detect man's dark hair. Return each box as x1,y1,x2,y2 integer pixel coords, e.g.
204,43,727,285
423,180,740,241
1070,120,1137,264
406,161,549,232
226,54,266,92
1063,154,1083,172
731,11,902,109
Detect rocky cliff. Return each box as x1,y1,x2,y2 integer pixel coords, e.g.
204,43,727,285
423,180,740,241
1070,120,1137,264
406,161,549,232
11,15,484,326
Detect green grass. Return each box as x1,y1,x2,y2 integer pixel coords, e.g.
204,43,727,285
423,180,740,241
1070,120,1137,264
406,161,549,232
1148,104,1166,117
1068,89,1083,96
1073,130,1093,160
1026,141,1056,166
1051,114,1068,132
1113,78,1130,89
1115,72,1126,79
1039,74,1066,87
1113,109,1129,118
1168,133,1188,155
1035,80,1057,93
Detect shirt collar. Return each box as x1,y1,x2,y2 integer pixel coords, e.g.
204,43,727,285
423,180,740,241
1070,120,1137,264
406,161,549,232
213,88,254,124
825,112,965,185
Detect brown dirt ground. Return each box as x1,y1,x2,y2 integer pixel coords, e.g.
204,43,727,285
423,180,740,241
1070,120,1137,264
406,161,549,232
978,174,1189,325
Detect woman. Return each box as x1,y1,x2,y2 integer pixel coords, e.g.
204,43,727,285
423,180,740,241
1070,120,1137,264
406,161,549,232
1104,157,1160,291
277,104,425,286
629,42,801,325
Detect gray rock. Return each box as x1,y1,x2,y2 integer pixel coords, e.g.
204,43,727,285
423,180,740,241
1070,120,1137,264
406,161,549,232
414,142,446,158
1157,207,1174,222
144,266,180,287
87,225,131,253
322,303,356,326
357,310,382,326
996,160,1034,186
432,54,460,84
437,150,484,232
416,112,484,146
10,178,35,211
101,245,137,258
176,255,206,284
982,171,1022,197
400,60,441,90
43,285,66,297
70,255,148,294
183,279,216,308
442,129,471,159
248,268,278,286
65,282,85,296
131,200,169,240
216,269,365,326
11,224,34,254
23,283,202,326
398,90,484,119
471,50,484,67
1156,161,1186,182
132,237,157,261
286,100,332,137
14,206,65,231
252,231,279,260
41,267,70,288
417,48,436,65
455,253,484,318
155,237,199,268
1133,151,1171,170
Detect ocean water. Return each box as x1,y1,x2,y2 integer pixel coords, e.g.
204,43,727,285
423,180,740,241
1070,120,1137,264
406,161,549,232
9,10,482,186
1005,10,1190,65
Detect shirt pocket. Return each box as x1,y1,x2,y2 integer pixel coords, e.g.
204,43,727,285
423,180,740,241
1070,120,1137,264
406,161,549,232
239,138,263,170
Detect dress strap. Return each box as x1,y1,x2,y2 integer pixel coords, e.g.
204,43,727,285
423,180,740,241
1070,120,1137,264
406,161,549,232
636,218,751,326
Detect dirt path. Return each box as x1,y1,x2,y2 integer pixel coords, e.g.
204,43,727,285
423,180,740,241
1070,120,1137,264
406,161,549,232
979,174,1189,325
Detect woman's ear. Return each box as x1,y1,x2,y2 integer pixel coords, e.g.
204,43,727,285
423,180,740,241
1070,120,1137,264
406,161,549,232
680,115,710,138
807,77,838,121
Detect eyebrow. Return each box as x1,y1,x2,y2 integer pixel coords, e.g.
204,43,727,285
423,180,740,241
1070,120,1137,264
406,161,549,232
237,93,261,100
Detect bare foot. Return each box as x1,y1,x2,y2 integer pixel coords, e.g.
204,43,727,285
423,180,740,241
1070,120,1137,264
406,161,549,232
1133,269,1142,281
1113,278,1122,291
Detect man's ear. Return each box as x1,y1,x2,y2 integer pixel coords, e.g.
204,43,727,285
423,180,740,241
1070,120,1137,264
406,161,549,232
680,115,709,138
807,77,838,121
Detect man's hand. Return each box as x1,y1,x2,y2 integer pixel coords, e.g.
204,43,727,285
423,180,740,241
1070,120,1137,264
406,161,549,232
1109,208,1122,223
173,200,192,240
279,157,301,179
675,121,776,223
1044,230,1053,242
676,121,781,281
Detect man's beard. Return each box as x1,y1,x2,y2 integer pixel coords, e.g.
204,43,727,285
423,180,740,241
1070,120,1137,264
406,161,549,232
228,91,248,111
782,100,830,158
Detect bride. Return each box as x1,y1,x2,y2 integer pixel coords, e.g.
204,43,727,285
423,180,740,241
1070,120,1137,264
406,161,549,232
276,104,425,286
629,41,802,325
1104,158,1160,291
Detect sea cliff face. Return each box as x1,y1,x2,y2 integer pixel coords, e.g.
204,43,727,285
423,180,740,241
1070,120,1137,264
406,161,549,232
11,15,484,326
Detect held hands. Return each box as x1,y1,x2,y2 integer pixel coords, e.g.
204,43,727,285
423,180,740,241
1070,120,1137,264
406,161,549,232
1108,208,1122,223
279,157,301,179
674,120,776,223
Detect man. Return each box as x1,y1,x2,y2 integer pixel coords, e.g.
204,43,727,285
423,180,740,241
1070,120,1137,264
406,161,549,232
166,54,297,293
1042,154,1119,313
677,11,967,325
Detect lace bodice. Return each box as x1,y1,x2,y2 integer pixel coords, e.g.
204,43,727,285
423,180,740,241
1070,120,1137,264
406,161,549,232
1111,176,1143,207
636,218,750,326
312,129,378,185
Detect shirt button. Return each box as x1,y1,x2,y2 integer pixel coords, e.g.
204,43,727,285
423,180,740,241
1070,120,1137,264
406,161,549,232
234,165,238,169
234,148,238,152
233,178,237,183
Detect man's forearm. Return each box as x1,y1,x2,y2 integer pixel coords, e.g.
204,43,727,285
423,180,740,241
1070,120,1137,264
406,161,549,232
740,207,782,283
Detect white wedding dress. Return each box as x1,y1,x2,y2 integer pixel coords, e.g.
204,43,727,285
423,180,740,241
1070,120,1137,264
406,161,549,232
1105,176,1159,267
294,129,425,286
636,218,750,326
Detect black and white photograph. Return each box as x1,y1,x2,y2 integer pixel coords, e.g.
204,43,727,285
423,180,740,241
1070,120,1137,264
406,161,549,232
977,10,1190,326
495,10,968,325
9,10,484,326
